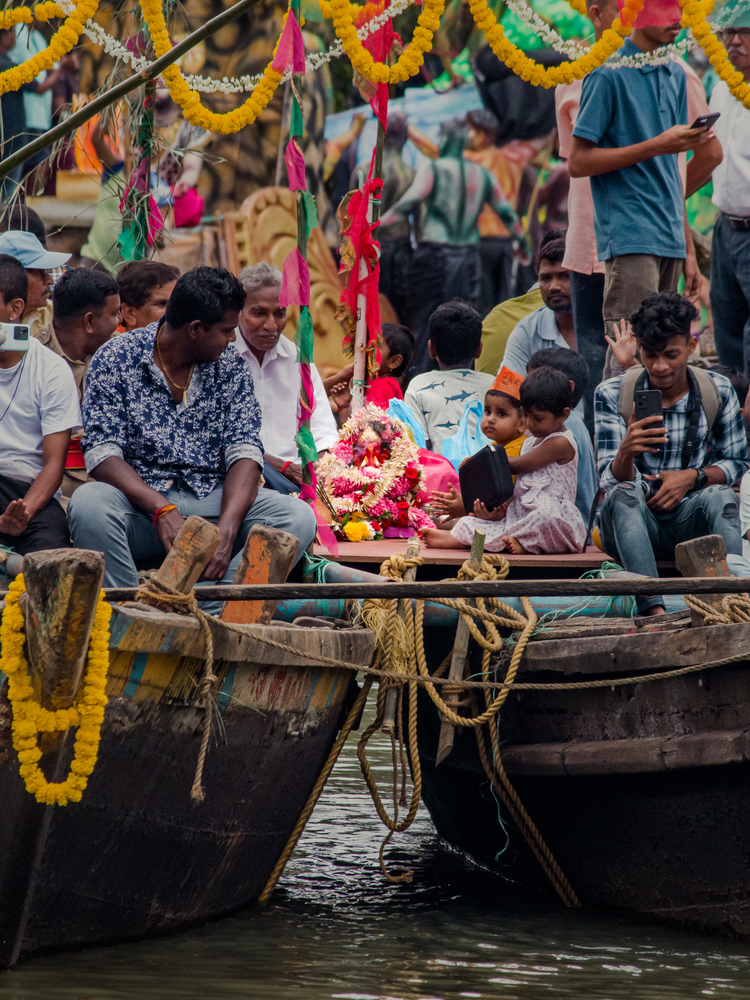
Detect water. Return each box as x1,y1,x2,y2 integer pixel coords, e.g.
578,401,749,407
2,709,749,999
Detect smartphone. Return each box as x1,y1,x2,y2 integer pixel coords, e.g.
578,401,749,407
0,323,30,352
690,112,720,131
635,388,663,427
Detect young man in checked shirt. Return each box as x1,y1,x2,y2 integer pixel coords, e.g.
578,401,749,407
595,292,749,617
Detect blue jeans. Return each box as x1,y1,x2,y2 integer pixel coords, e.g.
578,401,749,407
262,461,298,496
710,213,750,372
67,480,317,613
570,270,605,440
598,481,741,614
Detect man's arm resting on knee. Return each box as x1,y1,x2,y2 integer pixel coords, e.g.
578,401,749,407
202,458,262,582
0,430,71,536
91,455,185,551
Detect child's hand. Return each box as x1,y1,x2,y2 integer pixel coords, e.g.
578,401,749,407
329,382,352,412
429,485,464,520
322,363,355,397
473,499,508,521
605,319,639,370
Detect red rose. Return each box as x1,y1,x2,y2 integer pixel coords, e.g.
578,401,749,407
371,521,382,532
404,466,419,481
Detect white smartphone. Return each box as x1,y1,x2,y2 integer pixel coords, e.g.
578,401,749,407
0,323,30,352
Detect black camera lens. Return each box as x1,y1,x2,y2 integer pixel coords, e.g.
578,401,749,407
13,326,28,341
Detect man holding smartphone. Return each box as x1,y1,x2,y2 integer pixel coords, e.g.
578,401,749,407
569,0,719,358
595,291,748,616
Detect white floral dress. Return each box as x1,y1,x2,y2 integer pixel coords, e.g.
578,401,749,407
451,430,586,553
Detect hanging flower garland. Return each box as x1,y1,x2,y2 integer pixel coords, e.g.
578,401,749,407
329,0,446,83
1,576,112,807
0,0,99,96
682,0,750,109
467,0,645,88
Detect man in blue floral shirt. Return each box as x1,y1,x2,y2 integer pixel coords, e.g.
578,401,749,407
67,266,316,597
595,292,748,617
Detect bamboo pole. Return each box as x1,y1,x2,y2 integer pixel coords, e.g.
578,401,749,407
0,0,265,180
99,576,750,603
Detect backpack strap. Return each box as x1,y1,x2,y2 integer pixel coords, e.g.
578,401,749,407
617,365,645,424
690,366,722,437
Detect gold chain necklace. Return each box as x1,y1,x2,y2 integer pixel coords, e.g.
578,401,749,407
156,328,195,400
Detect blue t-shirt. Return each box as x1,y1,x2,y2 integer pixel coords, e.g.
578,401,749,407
572,40,688,261
566,410,597,526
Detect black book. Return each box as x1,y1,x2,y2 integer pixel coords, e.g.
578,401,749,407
459,444,515,514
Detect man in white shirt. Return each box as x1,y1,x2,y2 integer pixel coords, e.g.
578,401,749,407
709,2,750,372
235,262,338,494
0,254,81,553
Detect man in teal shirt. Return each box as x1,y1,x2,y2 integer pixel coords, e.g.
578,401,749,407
568,13,715,362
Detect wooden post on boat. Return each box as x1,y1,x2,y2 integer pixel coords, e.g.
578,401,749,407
220,525,299,625
139,516,221,611
0,549,104,969
381,535,420,734
675,534,731,627
435,530,486,766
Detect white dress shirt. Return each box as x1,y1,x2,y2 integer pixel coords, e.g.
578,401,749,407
710,80,750,217
233,330,339,462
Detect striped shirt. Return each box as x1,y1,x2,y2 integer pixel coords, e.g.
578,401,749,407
594,369,748,494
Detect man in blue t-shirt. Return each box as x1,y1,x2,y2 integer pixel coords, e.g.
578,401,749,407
569,13,717,375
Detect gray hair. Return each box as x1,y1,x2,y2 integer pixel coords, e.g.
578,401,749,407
238,261,283,295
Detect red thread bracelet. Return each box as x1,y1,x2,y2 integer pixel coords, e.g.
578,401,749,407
282,461,292,473
152,503,177,525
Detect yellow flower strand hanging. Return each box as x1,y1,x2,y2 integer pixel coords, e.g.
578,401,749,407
681,0,750,109
1,575,112,806
0,0,100,97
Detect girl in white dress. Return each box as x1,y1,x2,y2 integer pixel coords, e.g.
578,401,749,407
439,366,586,554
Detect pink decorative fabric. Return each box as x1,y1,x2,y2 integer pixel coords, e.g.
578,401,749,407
280,248,311,307
285,138,307,191
272,13,306,73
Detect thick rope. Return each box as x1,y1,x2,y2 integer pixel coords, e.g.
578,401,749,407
684,592,750,626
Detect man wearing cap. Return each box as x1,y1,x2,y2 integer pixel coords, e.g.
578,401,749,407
0,230,70,340
708,0,750,371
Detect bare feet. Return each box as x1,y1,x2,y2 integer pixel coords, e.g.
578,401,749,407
420,527,467,549
501,535,528,555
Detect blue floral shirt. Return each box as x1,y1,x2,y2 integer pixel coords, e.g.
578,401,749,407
81,322,264,499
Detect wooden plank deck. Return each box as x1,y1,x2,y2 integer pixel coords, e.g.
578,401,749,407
314,540,611,568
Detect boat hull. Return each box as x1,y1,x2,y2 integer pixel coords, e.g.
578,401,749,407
0,612,373,965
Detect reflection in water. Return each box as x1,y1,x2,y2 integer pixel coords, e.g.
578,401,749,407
2,707,748,998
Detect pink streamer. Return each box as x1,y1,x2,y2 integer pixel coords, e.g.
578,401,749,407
271,14,306,74
280,248,311,307
316,518,339,558
299,364,316,422
284,138,307,191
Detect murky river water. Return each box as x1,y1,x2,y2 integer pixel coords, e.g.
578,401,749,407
2,708,749,999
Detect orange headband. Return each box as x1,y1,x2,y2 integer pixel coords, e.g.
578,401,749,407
490,366,525,401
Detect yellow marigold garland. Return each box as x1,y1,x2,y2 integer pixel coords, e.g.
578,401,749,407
681,0,750,109
329,0,446,83
1,575,112,806
566,0,588,15
0,0,99,97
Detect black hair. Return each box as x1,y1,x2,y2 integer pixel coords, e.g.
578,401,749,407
535,231,567,272
0,206,47,247
629,291,698,353
486,388,521,409
164,266,245,329
53,267,118,320
714,364,750,408
117,260,180,308
519,365,572,417
0,254,27,306
380,323,414,377
526,347,589,409
428,298,482,367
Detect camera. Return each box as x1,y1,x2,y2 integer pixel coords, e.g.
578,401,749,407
0,323,30,352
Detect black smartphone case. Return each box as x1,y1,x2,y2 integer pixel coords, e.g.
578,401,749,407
459,444,515,514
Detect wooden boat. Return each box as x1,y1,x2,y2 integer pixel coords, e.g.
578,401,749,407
0,519,374,968
412,534,750,936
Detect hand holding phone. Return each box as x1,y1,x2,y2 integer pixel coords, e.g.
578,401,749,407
690,112,720,131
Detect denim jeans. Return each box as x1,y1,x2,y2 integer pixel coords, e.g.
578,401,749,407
710,213,750,372
570,270,605,439
598,481,741,614
263,461,298,496
67,480,317,613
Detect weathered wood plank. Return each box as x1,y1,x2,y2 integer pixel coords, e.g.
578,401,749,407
140,516,221,611
108,604,375,667
675,534,730,627
518,621,750,675
498,728,750,776
220,525,298,625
